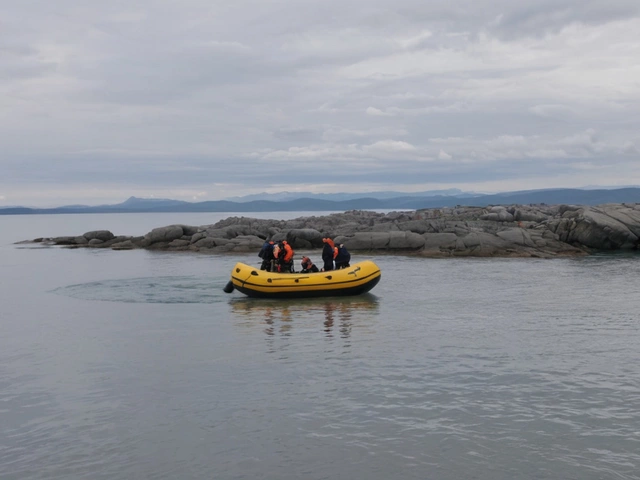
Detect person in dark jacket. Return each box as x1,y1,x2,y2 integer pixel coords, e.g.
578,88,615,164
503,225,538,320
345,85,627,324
334,244,351,269
300,256,319,273
258,240,275,271
321,237,336,271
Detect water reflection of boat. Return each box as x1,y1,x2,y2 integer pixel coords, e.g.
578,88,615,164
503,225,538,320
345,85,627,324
224,261,381,298
230,294,380,337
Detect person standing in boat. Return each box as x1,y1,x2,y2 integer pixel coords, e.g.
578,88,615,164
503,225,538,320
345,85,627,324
334,243,351,269
321,237,336,271
280,240,295,273
258,239,275,271
300,256,319,273
272,242,282,272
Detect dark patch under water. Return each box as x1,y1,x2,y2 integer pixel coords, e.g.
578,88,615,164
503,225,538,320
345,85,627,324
51,276,228,304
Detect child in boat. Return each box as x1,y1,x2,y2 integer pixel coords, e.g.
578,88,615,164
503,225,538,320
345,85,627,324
300,256,319,273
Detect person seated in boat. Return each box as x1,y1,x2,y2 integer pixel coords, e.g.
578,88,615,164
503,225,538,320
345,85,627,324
300,256,319,273
321,237,336,271
334,244,351,269
258,240,275,271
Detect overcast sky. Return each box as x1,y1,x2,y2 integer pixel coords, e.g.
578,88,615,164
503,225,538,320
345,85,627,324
2,0,640,206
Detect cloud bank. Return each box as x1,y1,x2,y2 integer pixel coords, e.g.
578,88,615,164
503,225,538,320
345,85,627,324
1,0,639,205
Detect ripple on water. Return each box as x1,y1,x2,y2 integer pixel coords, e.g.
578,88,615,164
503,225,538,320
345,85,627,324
50,276,229,304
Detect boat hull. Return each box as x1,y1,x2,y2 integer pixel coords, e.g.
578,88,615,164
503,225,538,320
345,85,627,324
229,260,381,299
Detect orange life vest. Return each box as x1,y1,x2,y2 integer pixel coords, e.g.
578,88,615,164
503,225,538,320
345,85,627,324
282,241,294,262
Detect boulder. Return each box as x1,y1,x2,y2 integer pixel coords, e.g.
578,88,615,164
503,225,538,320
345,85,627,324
597,204,640,237
177,225,200,236
340,231,425,250
480,210,514,222
205,225,263,239
144,225,184,245
567,207,639,249
190,232,207,244
286,228,324,249
83,230,115,242
193,237,224,249
230,235,264,249
453,232,511,257
422,233,458,250
496,228,537,247
514,209,547,222
389,231,426,249
89,236,133,248
340,232,391,250
168,239,191,248
370,223,400,232
111,240,136,250
396,220,432,234
51,236,77,245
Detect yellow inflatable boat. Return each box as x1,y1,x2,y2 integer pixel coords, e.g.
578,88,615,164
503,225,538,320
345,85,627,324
224,260,381,298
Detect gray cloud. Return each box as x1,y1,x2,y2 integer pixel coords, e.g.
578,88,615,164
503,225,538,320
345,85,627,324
1,0,639,206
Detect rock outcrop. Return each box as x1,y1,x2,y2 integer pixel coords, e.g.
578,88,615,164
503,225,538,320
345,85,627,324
20,203,640,258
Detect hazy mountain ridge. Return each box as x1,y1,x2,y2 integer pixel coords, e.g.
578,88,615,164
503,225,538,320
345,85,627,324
2,188,640,215
224,188,476,202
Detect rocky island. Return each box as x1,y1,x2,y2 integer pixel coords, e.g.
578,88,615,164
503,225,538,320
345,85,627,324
21,203,640,258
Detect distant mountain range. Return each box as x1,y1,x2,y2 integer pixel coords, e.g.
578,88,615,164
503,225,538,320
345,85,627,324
224,188,479,202
1,187,640,215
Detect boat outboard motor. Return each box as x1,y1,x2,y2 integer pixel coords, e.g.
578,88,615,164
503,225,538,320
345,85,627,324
223,281,234,293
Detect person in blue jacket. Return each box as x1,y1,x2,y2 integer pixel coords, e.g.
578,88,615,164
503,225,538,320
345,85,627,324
258,240,275,271
334,244,351,269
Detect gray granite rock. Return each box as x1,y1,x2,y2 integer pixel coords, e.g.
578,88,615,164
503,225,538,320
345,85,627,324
285,228,324,249
21,202,640,258
84,230,115,242
168,239,191,248
144,225,184,245
111,240,137,250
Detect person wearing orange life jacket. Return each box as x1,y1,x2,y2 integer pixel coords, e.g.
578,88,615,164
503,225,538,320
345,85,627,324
279,240,295,273
300,256,319,273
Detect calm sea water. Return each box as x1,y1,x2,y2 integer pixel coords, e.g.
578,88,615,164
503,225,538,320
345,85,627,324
1,212,640,480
